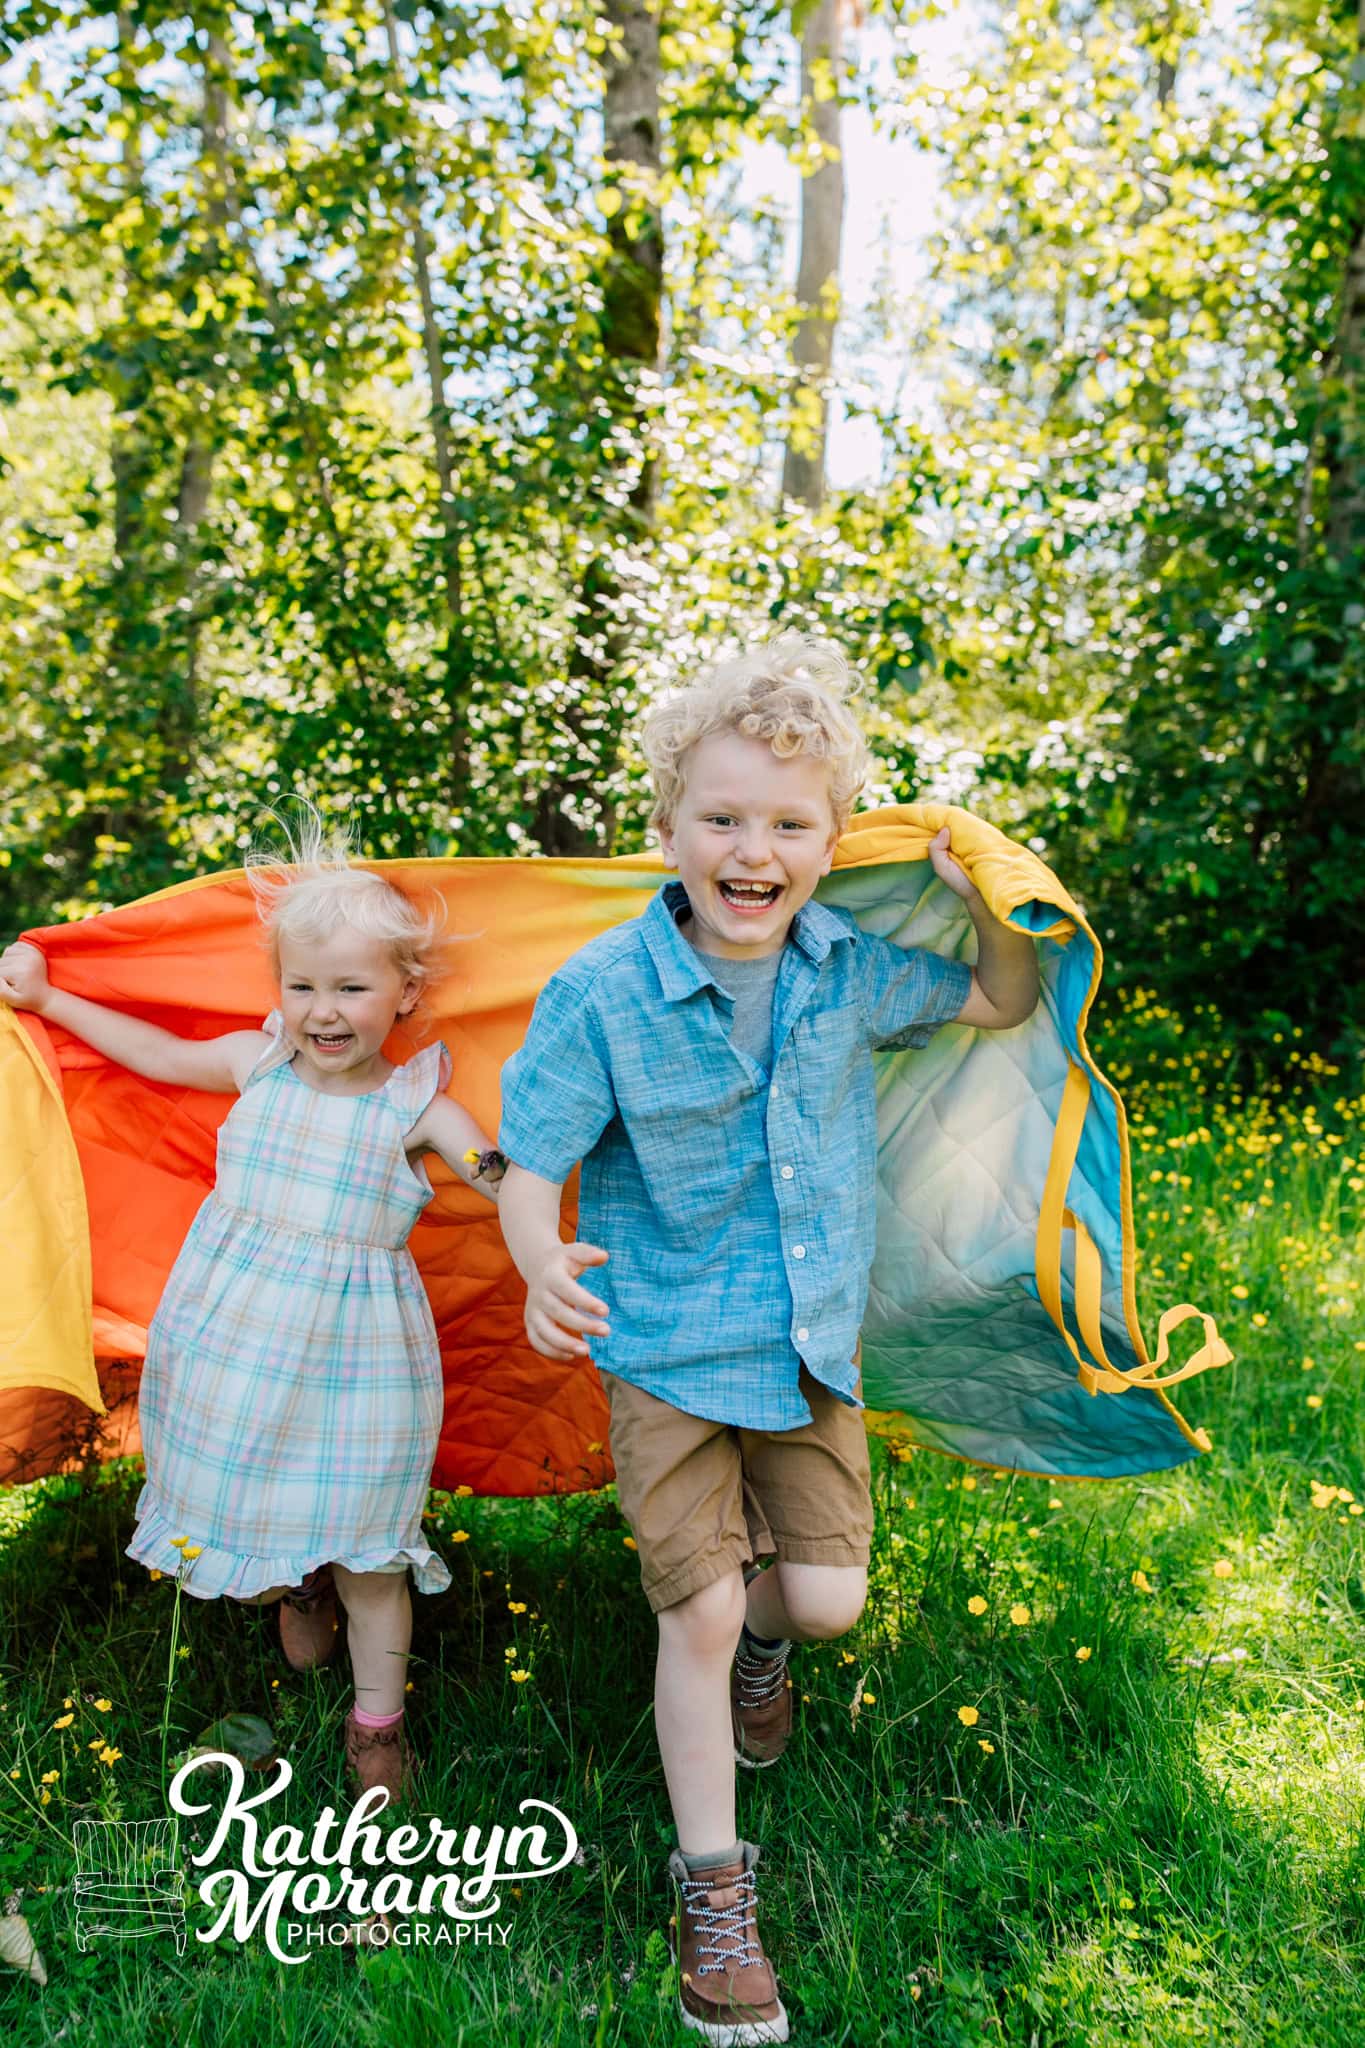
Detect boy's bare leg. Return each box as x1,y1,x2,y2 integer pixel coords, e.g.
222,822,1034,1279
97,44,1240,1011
743,1559,867,1646
654,1569,747,1852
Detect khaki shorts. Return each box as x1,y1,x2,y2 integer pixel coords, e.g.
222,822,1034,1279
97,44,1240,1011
599,1363,874,1613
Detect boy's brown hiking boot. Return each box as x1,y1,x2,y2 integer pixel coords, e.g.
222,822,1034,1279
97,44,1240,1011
730,1633,793,1770
278,1564,340,1672
667,1842,789,2046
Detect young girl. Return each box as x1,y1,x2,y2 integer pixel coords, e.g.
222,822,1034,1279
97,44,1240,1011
0,823,502,1799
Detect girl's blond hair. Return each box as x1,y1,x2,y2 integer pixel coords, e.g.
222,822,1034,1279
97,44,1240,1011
245,805,446,1000
642,633,870,832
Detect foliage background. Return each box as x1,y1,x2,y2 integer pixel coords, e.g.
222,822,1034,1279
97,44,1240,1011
1,0,1362,1053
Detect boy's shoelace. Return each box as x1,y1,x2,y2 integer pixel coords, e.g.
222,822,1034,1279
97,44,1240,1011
679,1868,762,1973
734,1644,791,1709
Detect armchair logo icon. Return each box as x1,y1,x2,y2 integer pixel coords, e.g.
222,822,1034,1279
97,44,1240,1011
72,1817,186,1954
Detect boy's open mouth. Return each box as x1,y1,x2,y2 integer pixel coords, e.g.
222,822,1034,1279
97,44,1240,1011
718,880,782,910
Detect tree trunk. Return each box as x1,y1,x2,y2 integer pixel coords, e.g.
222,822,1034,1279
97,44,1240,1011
381,0,472,825
781,0,845,510
535,0,662,856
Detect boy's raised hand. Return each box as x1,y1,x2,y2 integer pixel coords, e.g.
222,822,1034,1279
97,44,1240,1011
0,941,50,1011
926,826,981,904
524,1241,610,1361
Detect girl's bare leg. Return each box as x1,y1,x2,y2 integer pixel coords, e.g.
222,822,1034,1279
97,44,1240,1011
331,1565,411,1718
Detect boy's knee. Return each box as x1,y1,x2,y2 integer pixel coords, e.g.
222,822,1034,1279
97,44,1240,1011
658,1570,746,1657
779,1563,867,1642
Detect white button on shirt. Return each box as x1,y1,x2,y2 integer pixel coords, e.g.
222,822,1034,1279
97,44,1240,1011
796,1327,810,1342
780,1165,794,1180
792,1244,806,1259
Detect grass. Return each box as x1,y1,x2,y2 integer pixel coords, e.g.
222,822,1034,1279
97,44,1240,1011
1,995,1363,2046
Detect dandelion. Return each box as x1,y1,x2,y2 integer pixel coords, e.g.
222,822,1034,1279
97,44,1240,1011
957,1705,980,1727
862,1692,876,1705
967,1595,988,1616
1131,1570,1154,1594
623,1536,638,1551
1075,1646,1093,1662
978,1740,995,1755
52,1714,73,1730
510,1670,530,1685
1009,1604,1031,1627
1212,1561,1234,1580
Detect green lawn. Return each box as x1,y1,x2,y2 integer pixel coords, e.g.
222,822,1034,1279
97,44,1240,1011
2,1000,1362,2046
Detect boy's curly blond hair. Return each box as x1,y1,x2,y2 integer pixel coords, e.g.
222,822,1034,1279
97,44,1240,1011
642,633,870,833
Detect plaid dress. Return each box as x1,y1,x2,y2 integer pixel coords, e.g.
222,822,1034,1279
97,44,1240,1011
126,1014,453,1600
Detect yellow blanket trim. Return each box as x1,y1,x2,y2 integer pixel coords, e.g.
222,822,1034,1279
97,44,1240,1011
0,1007,103,1414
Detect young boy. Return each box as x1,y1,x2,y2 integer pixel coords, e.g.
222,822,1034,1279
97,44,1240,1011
497,636,1039,2046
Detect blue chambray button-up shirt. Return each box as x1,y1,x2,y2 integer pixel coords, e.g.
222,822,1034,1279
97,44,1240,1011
499,881,972,1430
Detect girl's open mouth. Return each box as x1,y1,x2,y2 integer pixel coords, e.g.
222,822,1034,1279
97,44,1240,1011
718,881,781,911
311,1034,354,1051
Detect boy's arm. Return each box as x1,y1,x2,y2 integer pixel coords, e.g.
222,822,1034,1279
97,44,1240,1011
0,940,268,1093
499,1164,610,1360
497,962,618,1358
928,829,1040,1031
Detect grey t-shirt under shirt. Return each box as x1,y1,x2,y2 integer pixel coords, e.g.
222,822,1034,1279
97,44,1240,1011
705,945,786,1074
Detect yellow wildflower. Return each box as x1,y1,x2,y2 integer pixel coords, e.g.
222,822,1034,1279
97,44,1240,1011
1231,1285,1249,1300
1307,1395,1323,1410
861,1691,876,1705
40,1790,50,1806
960,1476,977,1492
978,1740,995,1755
957,1705,980,1727
40,1771,59,1785
52,1713,73,1730
98,1746,122,1767
169,1537,188,1550
454,1485,474,1499
623,1536,638,1551
1131,1570,1154,1594
1009,1604,1031,1627
149,1569,163,1582
1075,1646,1093,1662
1212,1561,1234,1580
7,1769,18,1780
508,1601,527,1614
510,1670,530,1685
450,1530,470,1543
94,1698,112,1712
967,1596,988,1616
182,1545,203,1560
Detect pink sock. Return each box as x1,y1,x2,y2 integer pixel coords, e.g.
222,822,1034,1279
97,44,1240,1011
351,1703,404,1730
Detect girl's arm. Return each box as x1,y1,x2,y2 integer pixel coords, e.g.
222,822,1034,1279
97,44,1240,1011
406,1092,505,1204
0,941,269,1094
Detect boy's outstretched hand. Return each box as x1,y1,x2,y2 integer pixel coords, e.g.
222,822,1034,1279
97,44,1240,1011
497,1162,612,1360
524,1241,611,1360
927,826,982,904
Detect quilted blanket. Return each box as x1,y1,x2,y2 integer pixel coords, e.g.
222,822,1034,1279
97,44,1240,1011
0,805,1229,1492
